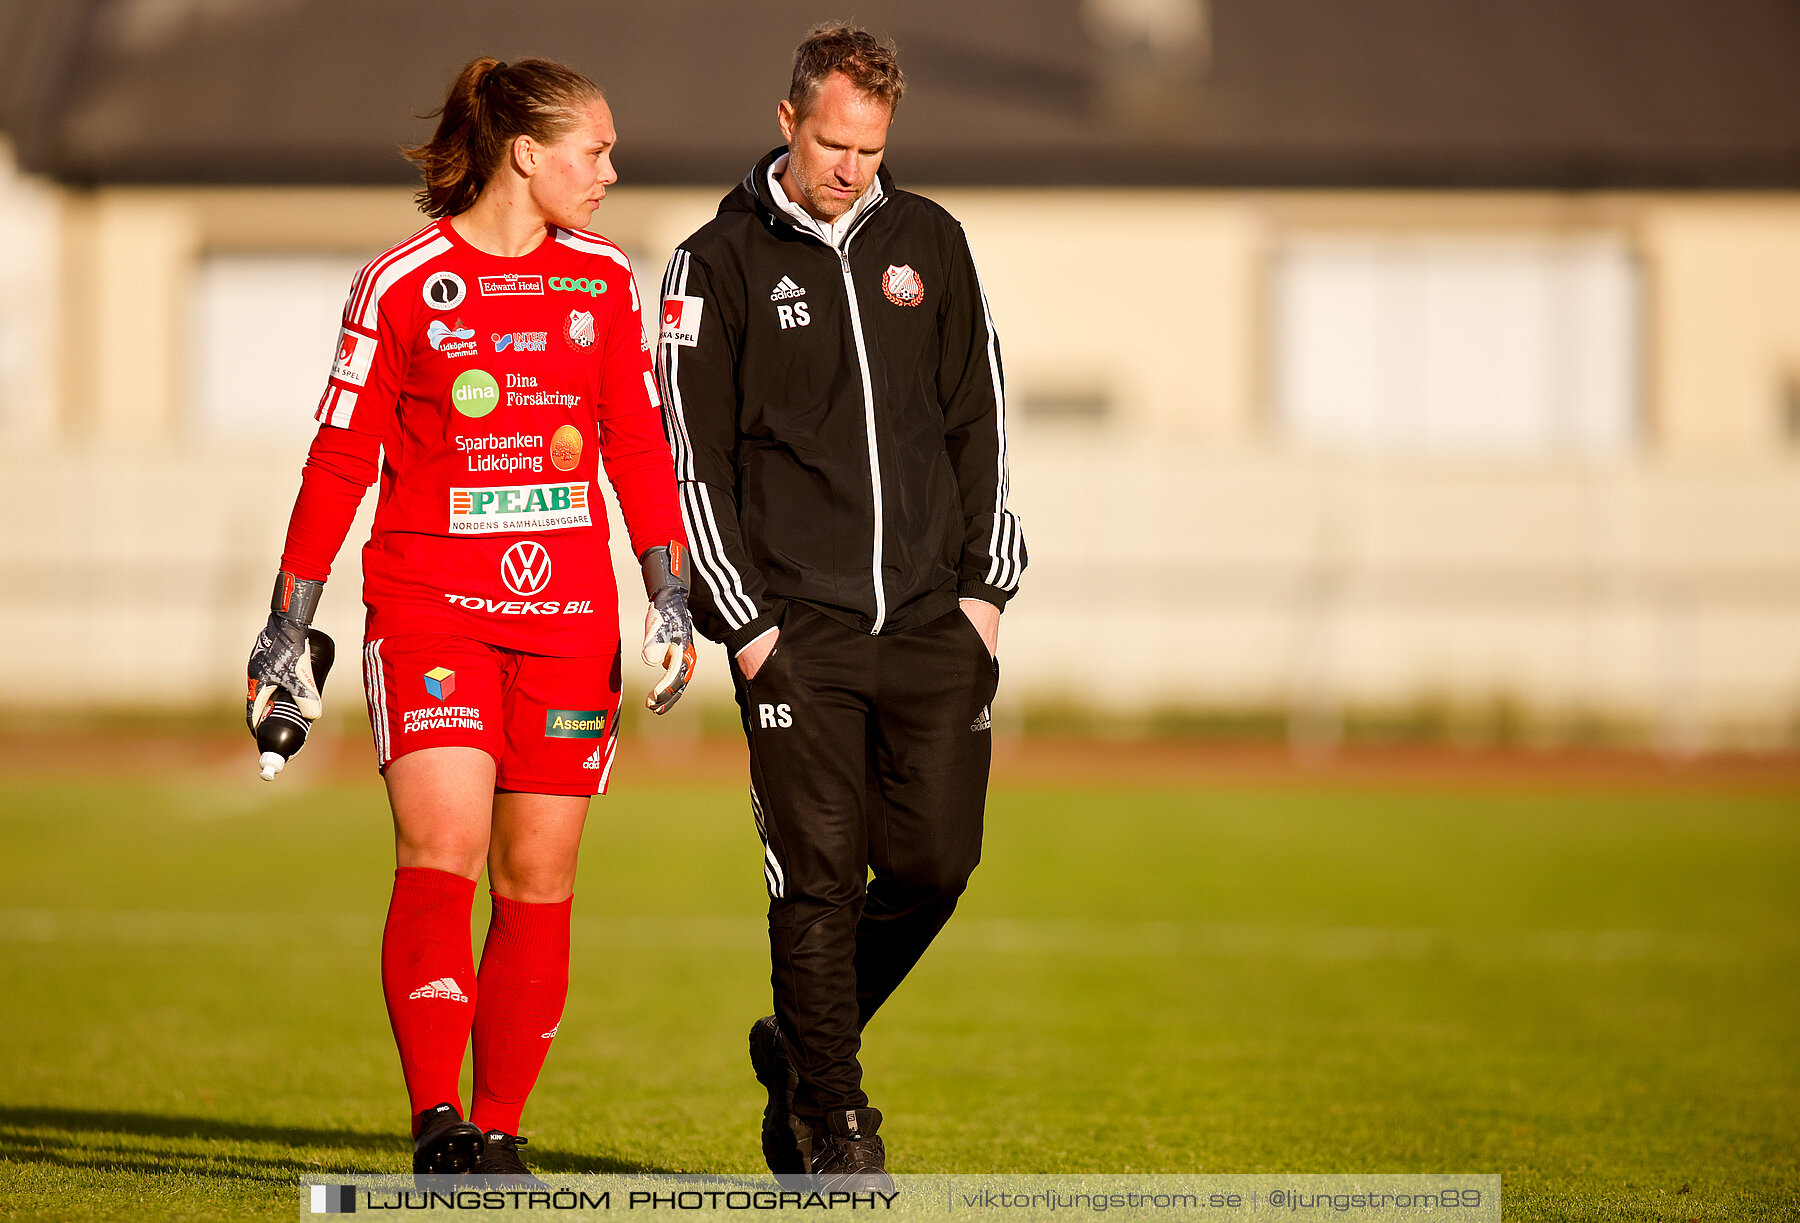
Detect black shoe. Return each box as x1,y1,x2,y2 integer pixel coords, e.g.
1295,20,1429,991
412,1102,485,1174
473,1131,548,1188
809,1107,895,1193
750,1016,806,1174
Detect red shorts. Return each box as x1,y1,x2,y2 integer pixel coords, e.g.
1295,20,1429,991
362,633,623,796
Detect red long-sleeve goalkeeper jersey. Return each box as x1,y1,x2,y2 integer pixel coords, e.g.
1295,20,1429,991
305,219,683,657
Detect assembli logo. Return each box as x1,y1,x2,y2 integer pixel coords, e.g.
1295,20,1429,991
427,318,477,358
564,309,596,350
450,368,500,418
882,264,923,307
422,270,466,310
549,276,607,296
501,540,552,596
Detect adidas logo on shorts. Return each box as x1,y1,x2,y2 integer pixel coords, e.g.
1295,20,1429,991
582,743,606,770
408,977,468,1003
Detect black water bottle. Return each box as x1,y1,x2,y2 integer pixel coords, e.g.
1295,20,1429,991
256,630,336,781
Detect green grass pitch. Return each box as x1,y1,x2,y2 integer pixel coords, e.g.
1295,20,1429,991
0,756,1796,1220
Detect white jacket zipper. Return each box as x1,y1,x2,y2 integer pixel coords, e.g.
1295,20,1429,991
837,246,887,634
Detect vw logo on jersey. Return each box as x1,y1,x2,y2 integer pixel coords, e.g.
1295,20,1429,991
423,271,467,311
500,540,552,597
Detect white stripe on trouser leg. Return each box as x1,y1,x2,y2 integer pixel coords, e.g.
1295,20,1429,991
364,638,390,766
749,783,784,899
597,733,619,791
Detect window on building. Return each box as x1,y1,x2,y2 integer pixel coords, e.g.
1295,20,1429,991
190,253,369,442
1271,235,1641,456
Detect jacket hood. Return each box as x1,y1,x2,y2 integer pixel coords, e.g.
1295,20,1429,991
721,145,898,227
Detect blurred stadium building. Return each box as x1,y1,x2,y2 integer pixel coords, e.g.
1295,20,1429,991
2,0,1799,749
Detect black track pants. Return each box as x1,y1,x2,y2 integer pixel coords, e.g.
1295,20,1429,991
732,600,999,1118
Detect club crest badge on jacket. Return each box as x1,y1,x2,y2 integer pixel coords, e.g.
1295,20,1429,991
882,264,923,307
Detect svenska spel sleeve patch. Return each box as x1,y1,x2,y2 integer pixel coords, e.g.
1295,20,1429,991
661,296,704,348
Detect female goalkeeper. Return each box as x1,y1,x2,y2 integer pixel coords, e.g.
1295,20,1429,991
244,56,694,1180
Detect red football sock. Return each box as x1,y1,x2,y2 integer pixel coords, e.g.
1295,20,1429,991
380,867,479,1128
469,893,572,1136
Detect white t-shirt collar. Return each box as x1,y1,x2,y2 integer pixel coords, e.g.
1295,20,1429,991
767,152,883,249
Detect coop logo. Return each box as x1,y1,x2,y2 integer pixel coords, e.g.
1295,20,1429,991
479,273,544,296
545,708,608,739
661,295,703,347
329,328,375,387
449,483,591,534
422,270,466,310
427,318,478,358
550,276,607,297
500,540,551,596
450,368,500,418
492,331,548,353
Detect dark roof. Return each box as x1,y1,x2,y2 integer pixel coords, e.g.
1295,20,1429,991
4,0,1800,189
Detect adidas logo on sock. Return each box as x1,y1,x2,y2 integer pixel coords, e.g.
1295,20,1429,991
770,275,806,301
541,1021,561,1039
408,977,468,1003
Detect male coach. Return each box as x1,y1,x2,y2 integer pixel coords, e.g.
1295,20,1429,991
655,24,1025,1189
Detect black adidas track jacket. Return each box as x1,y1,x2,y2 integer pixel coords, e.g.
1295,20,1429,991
655,148,1026,654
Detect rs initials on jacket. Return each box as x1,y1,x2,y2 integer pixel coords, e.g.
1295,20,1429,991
758,702,794,728
776,302,811,330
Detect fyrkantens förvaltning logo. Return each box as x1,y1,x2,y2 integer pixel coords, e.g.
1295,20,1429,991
423,667,456,700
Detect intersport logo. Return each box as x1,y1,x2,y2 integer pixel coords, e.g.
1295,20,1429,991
550,276,608,297
500,540,552,596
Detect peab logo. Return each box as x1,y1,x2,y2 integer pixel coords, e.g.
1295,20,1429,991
450,368,500,418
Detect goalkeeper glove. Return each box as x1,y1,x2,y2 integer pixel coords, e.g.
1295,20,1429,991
640,542,697,714
246,571,325,726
